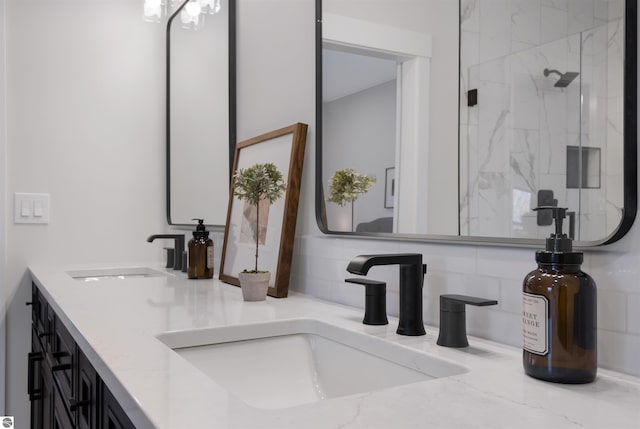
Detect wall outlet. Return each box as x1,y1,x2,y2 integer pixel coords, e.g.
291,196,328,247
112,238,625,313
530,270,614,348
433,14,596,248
14,193,50,224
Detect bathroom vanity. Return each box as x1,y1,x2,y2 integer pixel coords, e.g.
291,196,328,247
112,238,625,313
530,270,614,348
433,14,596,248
28,263,640,429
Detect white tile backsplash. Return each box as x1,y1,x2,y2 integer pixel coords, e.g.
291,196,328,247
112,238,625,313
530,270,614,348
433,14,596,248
598,290,628,332
476,246,533,279
598,330,640,377
292,232,640,377
499,278,524,314
627,294,640,335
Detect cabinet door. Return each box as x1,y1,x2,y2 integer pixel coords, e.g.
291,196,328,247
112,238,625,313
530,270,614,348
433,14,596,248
32,283,49,336
51,315,76,416
52,382,74,429
75,349,98,429
29,333,47,429
39,360,55,429
100,386,135,429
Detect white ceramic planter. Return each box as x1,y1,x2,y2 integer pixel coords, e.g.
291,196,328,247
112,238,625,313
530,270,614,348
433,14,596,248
238,271,271,301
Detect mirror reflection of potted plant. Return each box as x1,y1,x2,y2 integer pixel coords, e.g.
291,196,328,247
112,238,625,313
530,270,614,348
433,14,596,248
232,162,286,301
328,168,376,232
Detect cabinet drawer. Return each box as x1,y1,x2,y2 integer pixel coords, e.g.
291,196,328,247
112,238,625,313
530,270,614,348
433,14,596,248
100,385,135,429
75,349,98,429
32,283,53,349
51,315,76,417
52,383,74,429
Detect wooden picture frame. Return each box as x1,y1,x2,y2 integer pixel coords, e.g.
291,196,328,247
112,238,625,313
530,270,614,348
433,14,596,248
219,123,308,298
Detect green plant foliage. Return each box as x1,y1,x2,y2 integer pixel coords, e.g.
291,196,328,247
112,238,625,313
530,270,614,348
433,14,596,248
232,163,287,272
233,163,287,206
328,168,376,206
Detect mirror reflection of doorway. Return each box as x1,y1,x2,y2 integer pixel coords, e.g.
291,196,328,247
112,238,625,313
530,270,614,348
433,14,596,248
321,12,433,234
322,46,397,232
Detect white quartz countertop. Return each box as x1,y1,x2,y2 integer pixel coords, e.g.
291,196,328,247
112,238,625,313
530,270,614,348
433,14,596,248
29,263,640,429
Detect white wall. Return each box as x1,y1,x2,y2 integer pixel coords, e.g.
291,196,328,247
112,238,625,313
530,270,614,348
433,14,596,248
0,0,6,415
3,0,167,423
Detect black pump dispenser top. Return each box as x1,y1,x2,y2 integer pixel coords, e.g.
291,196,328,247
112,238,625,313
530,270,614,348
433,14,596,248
192,218,209,239
533,206,582,265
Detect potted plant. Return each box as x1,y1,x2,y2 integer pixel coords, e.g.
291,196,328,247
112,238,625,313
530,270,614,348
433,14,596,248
328,168,376,231
232,162,286,301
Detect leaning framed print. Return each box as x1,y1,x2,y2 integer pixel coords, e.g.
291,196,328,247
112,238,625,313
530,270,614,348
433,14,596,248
219,123,308,298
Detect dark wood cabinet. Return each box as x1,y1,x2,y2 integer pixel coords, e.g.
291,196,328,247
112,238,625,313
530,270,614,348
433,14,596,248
100,387,134,429
76,349,98,429
29,284,135,429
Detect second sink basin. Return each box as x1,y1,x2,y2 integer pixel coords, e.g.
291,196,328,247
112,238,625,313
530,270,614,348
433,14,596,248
157,319,467,409
66,266,166,282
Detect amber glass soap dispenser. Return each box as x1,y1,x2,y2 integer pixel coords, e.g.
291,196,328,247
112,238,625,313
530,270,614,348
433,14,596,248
522,207,596,383
188,218,214,279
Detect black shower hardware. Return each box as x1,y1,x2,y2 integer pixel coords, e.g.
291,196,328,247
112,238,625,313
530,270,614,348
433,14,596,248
543,68,580,88
537,189,557,226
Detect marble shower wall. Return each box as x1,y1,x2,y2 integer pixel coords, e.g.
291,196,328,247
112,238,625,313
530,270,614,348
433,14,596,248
459,0,625,241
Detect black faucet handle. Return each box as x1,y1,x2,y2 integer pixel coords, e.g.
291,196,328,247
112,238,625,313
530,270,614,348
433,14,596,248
437,294,498,348
164,248,175,269
345,278,388,326
440,294,498,311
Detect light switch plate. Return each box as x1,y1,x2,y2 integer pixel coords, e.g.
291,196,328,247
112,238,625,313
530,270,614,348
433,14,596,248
14,193,50,224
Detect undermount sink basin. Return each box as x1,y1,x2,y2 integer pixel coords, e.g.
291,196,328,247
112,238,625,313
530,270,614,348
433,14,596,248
157,319,467,409
66,267,166,281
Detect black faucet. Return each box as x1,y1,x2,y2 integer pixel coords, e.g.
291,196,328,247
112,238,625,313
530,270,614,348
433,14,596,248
436,294,498,348
346,253,426,336
147,234,185,270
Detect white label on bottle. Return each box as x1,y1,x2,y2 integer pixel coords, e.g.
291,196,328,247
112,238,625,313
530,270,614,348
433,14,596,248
207,246,213,270
522,292,548,355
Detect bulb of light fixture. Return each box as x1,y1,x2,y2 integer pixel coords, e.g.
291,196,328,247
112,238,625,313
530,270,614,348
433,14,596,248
143,0,163,20
199,0,213,10
198,0,221,15
180,0,202,28
185,1,202,18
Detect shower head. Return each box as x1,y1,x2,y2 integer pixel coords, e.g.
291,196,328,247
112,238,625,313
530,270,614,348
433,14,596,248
543,68,580,88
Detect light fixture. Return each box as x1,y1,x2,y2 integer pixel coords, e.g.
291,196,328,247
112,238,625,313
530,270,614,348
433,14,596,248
143,0,222,27
180,0,203,29
143,0,166,23
199,0,221,15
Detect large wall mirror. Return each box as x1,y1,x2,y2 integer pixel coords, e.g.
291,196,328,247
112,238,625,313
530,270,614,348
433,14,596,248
316,0,637,246
167,0,235,227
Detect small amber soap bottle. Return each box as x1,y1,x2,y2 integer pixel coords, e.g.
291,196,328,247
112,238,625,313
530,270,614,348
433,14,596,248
522,207,597,384
188,218,214,279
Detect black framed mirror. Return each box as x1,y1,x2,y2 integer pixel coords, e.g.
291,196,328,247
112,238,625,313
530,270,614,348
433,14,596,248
316,0,636,246
167,0,236,227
